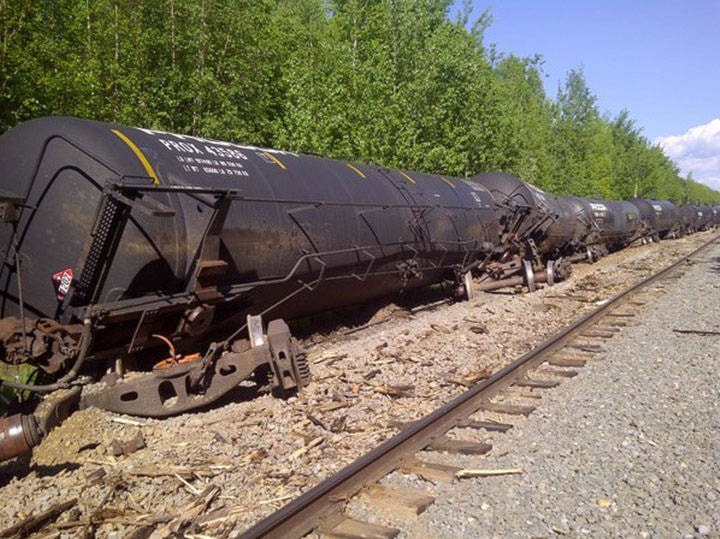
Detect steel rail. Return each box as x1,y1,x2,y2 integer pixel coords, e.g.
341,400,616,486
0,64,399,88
240,233,720,539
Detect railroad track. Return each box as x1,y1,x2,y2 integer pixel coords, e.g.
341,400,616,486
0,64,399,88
240,233,720,539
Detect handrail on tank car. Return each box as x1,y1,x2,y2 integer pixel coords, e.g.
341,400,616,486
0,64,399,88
111,178,494,212
66,181,494,323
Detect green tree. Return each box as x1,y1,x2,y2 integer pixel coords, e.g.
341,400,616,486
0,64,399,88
491,54,554,187
550,68,602,195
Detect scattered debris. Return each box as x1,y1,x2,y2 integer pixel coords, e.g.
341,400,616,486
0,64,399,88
373,384,415,398
291,436,325,459
468,324,489,334
0,498,77,537
311,352,349,365
85,467,107,486
455,468,523,479
110,430,145,457
448,368,492,387
672,328,720,336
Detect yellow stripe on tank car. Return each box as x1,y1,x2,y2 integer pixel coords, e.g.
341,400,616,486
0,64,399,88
111,129,160,184
263,152,287,170
440,176,456,188
346,163,366,178
398,171,416,184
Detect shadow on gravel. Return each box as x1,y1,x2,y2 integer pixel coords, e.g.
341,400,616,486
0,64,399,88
290,282,455,340
0,456,80,486
200,378,271,410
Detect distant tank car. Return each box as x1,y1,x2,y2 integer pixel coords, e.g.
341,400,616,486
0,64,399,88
678,205,701,234
628,198,679,240
695,205,714,230
583,200,642,251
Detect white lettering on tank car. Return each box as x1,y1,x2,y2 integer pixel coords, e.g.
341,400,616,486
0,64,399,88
652,204,662,212
135,126,297,156
175,154,248,176
470,192,485,206
204,145,248,160
589,202,607,211
158,138,203,154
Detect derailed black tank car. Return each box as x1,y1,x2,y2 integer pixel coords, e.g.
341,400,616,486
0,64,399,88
695,204,714,230
584,199,641,251
628,198,679,240
0,117,503,459
676,204,713,234
469,172,574,291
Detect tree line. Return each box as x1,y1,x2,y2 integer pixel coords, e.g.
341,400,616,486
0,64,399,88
1,0,717,203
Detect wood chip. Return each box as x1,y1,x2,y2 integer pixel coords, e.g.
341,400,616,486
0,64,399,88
175,473,201,496
448,368,492,387
311,352,348,365
257,493,295,506
0,498,77,537
291,436,324,459
673,328,720,336
455,468,523,478
468,324,489,334
127,464,233,479
111,417,146,426
316,401,350,413
162,485,221,535
373,384,415,397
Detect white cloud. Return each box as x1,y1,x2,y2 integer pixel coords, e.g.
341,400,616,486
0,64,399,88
655,118,720,191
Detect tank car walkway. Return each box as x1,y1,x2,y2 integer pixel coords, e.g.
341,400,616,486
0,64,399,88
405,243,720,538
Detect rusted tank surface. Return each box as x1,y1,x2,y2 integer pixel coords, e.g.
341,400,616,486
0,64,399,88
714,206,720,226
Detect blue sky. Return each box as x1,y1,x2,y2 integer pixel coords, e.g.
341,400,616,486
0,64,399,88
453,0,720,190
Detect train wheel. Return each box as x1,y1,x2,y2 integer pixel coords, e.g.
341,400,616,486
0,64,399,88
454,271,475,301
546,260,555,286
463,272,475,301
523,259,536,292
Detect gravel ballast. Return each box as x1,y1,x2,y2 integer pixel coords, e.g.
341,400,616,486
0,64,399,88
402,243,720,538
0,233,716,537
